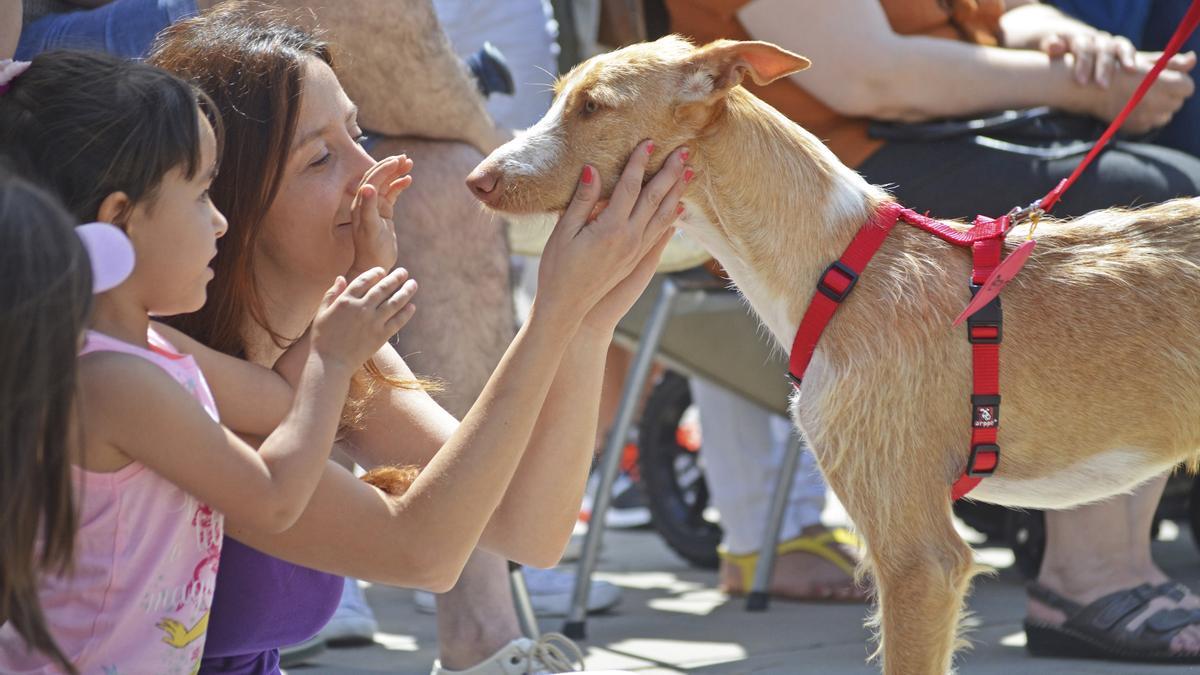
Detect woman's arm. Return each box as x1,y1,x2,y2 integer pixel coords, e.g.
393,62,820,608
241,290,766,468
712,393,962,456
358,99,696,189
231,146,686,586
736,0,1193,131
1,0,21,60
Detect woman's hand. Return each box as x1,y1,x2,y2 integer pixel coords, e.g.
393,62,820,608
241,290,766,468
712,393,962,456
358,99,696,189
348,155,414,279
310,267,418,373
1084,50,1196,133
1038,29,1137,88
533,141,690,327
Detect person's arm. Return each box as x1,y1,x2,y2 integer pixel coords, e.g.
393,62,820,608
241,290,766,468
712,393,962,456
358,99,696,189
82,269,413,534
80,347,353,534
152,321,297,437
736,0,1194,132
230,145,685,587
1,0,21,60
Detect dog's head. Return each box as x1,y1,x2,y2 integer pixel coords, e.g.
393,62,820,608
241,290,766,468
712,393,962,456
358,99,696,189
466,36,809,214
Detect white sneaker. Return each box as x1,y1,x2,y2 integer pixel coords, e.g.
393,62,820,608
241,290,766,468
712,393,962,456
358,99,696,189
315,577,379,646
413,567,621,618
429,634,584,674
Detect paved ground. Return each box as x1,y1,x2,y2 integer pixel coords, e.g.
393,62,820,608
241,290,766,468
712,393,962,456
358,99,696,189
293,517,1200,674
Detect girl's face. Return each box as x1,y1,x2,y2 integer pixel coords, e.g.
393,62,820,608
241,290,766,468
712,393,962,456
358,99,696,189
124,113,227,316
258,58,375,295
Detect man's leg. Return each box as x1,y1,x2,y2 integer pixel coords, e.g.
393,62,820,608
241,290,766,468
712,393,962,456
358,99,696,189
689,378,863,601
372,135,524,666
1032,474,1200,654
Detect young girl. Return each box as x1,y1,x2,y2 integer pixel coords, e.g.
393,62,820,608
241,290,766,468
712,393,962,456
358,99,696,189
0,168,136,674
0,50,416,673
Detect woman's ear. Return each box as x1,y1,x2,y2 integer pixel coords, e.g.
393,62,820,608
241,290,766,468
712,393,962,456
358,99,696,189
96,191,132,232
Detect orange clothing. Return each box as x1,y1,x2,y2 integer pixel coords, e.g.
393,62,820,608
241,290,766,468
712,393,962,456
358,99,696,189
665,0,1005,167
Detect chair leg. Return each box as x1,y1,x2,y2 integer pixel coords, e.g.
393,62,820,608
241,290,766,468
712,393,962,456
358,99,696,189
564,277,679,639
746,433,803,611
508,561,540,639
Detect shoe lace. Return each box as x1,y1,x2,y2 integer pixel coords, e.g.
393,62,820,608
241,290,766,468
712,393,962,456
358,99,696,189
522,632,585,673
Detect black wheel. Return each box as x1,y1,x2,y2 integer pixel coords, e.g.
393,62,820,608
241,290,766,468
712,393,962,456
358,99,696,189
637,371,723,569
1007,509,1046,580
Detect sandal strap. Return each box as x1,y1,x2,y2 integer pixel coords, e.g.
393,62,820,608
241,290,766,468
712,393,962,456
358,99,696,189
718,527,862,587
1055,582,1200,652
1025,581,1084,616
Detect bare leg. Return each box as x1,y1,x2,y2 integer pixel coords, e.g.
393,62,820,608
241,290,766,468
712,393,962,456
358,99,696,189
1032,473,1200,653
371,135,522,666
205,0,510,153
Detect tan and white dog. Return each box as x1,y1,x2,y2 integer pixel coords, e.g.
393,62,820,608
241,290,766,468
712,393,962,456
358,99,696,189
467,36,1200,674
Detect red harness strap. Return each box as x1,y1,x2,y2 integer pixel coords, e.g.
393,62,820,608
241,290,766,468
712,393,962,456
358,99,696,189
787,203,1005,501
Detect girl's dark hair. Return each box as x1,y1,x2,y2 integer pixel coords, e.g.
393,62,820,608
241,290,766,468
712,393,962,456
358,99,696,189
0,169,92,675
0,49,223,225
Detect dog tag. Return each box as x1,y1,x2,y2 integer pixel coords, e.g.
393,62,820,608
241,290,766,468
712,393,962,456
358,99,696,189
952,238,1036,326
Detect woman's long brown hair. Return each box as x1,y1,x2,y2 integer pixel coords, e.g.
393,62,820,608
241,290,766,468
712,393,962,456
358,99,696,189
149,4,423,490
0,172,92,675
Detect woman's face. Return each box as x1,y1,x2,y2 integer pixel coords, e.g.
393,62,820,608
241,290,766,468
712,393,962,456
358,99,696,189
257,58,375,295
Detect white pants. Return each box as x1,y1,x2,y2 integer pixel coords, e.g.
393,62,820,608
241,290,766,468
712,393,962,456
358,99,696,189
689,378,827,555
432,0,559,131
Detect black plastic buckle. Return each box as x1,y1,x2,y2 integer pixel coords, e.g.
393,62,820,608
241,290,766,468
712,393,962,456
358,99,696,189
817,261,859,303
787,372,803,389
966,443,1000,477
971,394,1000,429
966,283,1003,344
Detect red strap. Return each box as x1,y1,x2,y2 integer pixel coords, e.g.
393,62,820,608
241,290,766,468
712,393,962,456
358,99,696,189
787,202,903,383
1041,0,1200,213
789,205,1007,502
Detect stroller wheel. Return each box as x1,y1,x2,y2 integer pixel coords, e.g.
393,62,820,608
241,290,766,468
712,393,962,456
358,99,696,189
638,371,722,569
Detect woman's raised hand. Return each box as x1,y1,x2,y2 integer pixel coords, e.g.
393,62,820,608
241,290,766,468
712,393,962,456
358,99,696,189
310,267,418,373
534,140,691,327
348,155,414,278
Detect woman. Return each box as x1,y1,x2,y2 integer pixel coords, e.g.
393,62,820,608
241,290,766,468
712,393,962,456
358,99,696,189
147,6,693,672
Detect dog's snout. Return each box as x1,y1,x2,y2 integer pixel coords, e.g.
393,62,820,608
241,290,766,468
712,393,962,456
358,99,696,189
466,167,503,205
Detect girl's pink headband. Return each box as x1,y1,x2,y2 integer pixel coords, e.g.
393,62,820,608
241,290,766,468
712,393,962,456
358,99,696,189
0,59,31,96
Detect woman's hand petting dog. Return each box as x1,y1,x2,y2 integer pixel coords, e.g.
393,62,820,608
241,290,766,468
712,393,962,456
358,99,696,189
348,154,414,279
535,140,691,331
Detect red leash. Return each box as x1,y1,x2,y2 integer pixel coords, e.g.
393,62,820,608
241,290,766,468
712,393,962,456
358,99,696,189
1042,0,1200,213
789,2,1200,500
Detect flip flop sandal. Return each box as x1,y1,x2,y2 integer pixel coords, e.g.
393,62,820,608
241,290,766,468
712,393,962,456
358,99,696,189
719,527,865,602
1025,580,1200,663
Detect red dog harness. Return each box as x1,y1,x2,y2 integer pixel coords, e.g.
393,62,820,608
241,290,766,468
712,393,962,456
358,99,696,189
787,202,1007,501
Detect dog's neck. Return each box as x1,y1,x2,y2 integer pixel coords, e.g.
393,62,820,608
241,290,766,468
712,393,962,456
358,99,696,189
679,87,889,348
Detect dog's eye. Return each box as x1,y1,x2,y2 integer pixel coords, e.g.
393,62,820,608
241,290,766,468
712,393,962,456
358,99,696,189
582,98,599,115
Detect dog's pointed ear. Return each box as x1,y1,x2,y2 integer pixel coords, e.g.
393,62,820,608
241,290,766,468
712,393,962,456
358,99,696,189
680,39,810,102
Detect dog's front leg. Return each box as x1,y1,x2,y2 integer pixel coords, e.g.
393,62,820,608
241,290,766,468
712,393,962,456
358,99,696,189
827,463,979,675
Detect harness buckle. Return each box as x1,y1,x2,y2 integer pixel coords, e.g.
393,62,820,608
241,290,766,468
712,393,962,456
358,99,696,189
817,261,859,303
966,443,1000,477
966,283,1003,344
971,394,1000,429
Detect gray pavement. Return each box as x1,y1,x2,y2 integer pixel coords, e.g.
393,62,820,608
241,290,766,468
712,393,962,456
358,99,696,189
294,520,1200,674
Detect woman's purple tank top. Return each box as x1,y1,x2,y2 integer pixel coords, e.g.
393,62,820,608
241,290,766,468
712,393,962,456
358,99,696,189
199,536,342,674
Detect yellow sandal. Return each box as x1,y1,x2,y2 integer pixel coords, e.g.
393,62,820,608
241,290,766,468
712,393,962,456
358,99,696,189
719,527,864,600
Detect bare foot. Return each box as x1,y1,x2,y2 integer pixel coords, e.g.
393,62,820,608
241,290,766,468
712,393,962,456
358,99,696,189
720,525,868,602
